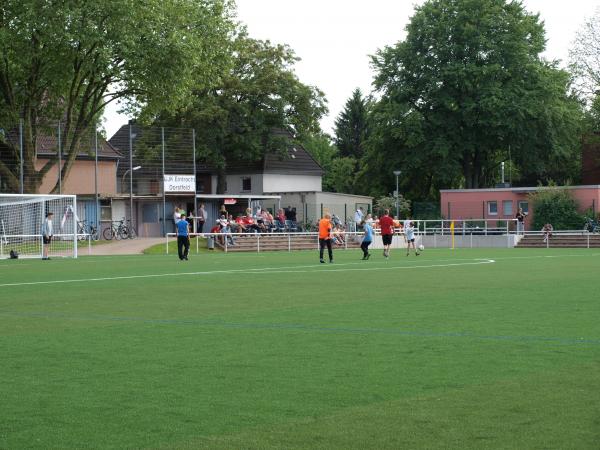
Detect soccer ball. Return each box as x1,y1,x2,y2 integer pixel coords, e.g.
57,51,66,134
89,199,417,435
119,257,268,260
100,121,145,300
418,244,425,251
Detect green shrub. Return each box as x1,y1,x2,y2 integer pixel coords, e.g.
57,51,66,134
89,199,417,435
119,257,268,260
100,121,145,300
529,188,583,230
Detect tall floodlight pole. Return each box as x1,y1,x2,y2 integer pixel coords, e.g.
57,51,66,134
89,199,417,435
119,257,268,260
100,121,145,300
393,170,402,218
129,124,133,229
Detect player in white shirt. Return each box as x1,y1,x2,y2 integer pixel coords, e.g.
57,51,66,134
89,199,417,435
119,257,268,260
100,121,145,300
404,217,420,256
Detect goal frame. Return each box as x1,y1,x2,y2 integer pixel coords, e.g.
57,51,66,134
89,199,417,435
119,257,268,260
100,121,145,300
0,193,78,259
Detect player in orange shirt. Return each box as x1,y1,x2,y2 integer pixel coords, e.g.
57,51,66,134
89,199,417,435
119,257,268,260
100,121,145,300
318,213,334,264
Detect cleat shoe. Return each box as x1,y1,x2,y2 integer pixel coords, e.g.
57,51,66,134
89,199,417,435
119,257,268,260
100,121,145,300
320,259,325,264
366,253,371,260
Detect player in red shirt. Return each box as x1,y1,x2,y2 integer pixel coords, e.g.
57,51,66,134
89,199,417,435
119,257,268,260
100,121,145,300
379,209,395,258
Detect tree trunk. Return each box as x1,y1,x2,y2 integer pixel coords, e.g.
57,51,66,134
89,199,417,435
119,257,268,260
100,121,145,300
216,166,227,194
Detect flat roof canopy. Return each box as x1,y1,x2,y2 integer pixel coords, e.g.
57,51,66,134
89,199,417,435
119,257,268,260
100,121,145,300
195,194,281,200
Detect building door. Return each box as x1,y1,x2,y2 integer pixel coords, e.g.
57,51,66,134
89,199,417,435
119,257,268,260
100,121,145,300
139,202,162,237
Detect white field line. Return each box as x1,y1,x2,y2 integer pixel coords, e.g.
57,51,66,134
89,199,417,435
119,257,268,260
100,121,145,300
0,259,496,288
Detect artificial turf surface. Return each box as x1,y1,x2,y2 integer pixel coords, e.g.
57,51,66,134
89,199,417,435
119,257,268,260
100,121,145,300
0,248,599,449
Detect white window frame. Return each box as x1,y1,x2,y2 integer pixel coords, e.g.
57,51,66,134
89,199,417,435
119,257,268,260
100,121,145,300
518,201,529,214
487,201,498,216
503,200,513,216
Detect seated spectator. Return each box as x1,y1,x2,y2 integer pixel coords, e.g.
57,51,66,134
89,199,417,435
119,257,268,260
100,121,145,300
217,215,235,246
210,223,224,246
228,214,242,233
260,208,275,231
241,213,260,233
234,216,247,233
254,208,268,233
542,223,553,242
276,209,286,227
332,225,346,246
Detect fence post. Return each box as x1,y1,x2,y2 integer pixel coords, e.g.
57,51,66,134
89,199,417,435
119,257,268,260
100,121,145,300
470,232,473,248
288,233,291,252
587,231,590,249
485,221,488,236
19,119,24,194
196,235,199,254
58,121,62,194
166,234,169,254
257,234,260,253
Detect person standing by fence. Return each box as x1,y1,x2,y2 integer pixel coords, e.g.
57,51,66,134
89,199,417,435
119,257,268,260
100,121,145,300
176,213,190,261
516,208,526,235
197,203,207,233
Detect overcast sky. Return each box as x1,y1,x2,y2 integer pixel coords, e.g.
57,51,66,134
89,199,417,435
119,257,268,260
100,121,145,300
102,0,599,138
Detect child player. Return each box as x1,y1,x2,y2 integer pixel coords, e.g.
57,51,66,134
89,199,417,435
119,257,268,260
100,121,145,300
318,213,334,264
405,220,420,256
361,219,373,260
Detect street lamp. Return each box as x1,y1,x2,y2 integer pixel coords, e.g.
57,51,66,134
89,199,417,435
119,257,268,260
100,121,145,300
122,165,141,230
121,166,141,193
393,170,401,218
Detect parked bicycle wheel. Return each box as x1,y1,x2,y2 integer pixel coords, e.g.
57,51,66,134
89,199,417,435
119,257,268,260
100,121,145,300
89,226,100,241
103,226,114,240
117,227,128,240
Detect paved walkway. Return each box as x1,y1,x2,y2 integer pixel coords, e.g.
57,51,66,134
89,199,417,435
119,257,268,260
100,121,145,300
81,238,166,256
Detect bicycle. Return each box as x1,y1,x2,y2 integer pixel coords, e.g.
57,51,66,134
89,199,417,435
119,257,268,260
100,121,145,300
103,219,126,240
119,219,137,239
77,220,99,241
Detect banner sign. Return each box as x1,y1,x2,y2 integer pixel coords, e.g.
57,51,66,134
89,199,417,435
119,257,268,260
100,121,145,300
224,198,237,205
164,174,195,193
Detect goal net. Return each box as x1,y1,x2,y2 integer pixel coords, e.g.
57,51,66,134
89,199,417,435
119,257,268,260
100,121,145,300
0,194,78,259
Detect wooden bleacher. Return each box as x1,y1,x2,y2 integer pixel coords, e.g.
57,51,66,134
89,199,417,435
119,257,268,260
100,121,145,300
516,234,600,248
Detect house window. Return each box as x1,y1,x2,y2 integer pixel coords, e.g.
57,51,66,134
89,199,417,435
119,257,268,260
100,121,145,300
241,177,251,192
503,200,513,216
518,201,529,214
100,199,111,221
487,201,498,215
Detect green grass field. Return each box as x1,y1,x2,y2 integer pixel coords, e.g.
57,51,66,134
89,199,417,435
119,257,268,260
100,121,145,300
1,248,599,449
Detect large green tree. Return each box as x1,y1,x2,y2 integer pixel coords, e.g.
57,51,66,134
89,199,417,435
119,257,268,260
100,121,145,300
367,0,583,198
570,8,600,104
0,0,233,193
158,32,327,193
333,88,370,159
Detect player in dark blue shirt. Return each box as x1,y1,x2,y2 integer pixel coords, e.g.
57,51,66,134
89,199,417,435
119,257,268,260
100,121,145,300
176,214,190,261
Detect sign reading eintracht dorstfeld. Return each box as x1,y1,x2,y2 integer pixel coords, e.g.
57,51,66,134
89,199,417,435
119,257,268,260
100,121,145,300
164,174,196,193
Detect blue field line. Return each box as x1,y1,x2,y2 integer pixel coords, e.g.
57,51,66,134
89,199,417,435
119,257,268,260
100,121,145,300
1,310,599,347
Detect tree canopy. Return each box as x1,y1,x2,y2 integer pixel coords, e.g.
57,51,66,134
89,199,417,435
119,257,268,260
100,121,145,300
364,0,583,200
155,32,327,193
0,0,233,192
333,88,370,159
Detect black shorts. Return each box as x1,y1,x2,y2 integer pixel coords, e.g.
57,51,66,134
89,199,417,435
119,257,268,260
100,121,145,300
382,234,393,245
408,238,415,243
43,236,52,244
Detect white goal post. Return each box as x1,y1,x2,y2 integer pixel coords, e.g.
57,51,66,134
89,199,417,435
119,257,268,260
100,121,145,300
0,194,78,259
